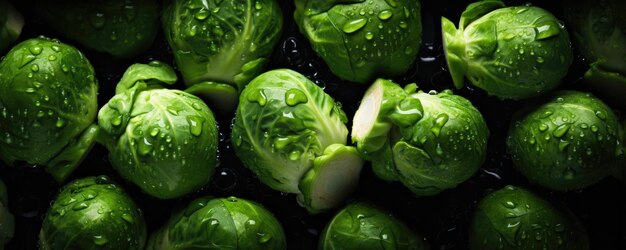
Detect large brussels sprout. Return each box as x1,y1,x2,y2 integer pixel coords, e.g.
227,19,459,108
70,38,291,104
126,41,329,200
294,0,422,84
352,79,489,196
469,185,589,250
0,37,99,182
507,91,623,190
0,180,14,249
319,202,429,250
162,0,283,112
563,0,626,110
97,61,218,199
36,0,159,58
0,1,23,53
39,176,147,250
147,196,286,249
231,69,363,213
442,0,572,100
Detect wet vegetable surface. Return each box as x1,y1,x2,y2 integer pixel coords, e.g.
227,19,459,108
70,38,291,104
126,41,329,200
0,0,624,249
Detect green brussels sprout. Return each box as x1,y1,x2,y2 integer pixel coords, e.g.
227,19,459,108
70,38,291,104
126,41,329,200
39,176,147,250
162,0,283,113
147,196,286,249
319,202,429,250
294,0,422,84
352,80,489,196
231,69,363,213
97,61,218,199
563,0,626,110
0,180,14,249
0,1,23,53
442,0,573,100
469,185,589,250
0,37,99,182
35,0,159,58
507,91,623,190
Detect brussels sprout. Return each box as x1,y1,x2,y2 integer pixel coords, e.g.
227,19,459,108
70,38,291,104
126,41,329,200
162,0,283,112
147,196,286,249
0,37,99,182
563,0,626,110
319,202,429,250
352,80,489,196
0,1,23,53
294,0,422,84
442,0,572,100
35,0,159,58
469,185,589,250
507,91,623,190
231,69,363,213
97,61,218,199
39,176,147,250
0,180,14,249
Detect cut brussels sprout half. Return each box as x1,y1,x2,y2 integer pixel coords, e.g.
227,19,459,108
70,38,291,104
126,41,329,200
0,1,23,53
0,37,99,182
97,61,219,199
442,0,572,100
469,185,589,250
297,144,363,214
231,69,363,213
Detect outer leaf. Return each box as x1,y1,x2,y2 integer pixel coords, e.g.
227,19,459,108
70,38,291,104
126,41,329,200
294,0,422,84
0,37,98,182
147,196,286,250
469,186,589,250
36,0,159,58
39,176,147,250
232,69,349,194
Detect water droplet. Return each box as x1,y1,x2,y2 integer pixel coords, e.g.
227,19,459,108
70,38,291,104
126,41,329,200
25,88,35,93
247,89,267,106
535,21,560,40
30,64,39,72
255,1,262,10
431,113,449,137
150,128,159,137
93,235,108,246
47,55,57,61
538,123,549,132
552,124,570,138
365,32,374,40
590,125,599,132
121,213,134,224
187,115,204,136
138,137,153,156
285,89,308,106
558,140,570,151
535,232,542,241
289,151,300,161
563,168,575,180
342,18,368,34
398,21,407,29
111,115,122,126
89,12,106,29
29,46,42,55
195,8,210,20
72,202,89,211
554,223,565,232
378,10,393,20
384,0,397,7
56,118,65,128
595,111,606,120
259,233,272,243
503,201,516,208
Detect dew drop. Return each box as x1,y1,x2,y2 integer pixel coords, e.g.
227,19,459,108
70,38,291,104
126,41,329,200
342,18,368,34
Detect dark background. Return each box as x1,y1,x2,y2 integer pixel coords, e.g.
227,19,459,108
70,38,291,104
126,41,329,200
1,0,624,249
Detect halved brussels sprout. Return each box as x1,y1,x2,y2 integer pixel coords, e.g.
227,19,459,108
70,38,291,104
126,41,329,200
352,80,489,196
39,176,147,250
36,0,160,58
294,0,422,84
319,202,429,250
231,69,363,213
147,196,286,249
0,180,14,249
469,185,589,250
163,0,283,112
507,91,623,190
442,0,572,100
0,1,23,53
97,61,219,199
0,37,99,182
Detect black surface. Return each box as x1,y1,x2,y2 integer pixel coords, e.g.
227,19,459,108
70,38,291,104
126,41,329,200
0,0,624,249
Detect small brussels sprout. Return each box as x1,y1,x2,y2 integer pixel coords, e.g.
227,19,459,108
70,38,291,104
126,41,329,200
231,69,363,213
319,202,429,250
294,0,422,84
352,80,489,196
563,0,626,110
97,61,218,199
0,180,14,249
507,91,623,190
147,196,286,249
35,0,159,58
0,37,99,182
442,0,572,100
162,0,283,112
469,185,589,250
0,1,23,53
39,176,147,250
